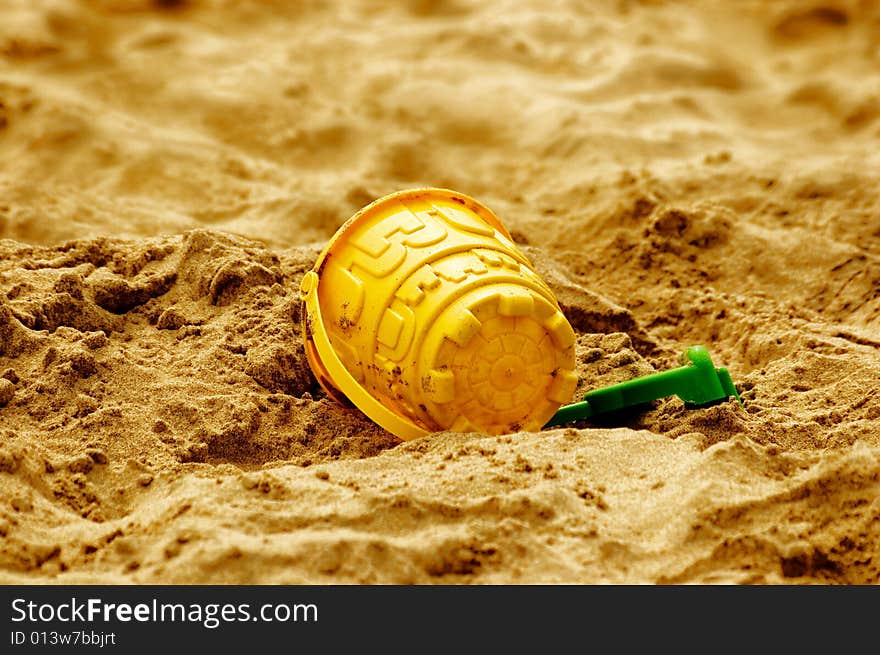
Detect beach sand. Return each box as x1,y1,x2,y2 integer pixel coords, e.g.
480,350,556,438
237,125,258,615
1,0,878,583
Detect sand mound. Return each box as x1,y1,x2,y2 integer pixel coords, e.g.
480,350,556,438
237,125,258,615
1,0,878,583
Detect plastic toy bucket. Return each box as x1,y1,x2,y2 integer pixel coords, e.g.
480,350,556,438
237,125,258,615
300,188,577,440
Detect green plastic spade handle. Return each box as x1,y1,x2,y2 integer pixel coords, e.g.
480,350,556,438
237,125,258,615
545,346,741,428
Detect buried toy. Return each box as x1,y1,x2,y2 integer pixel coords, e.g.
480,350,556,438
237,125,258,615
301,188,740,440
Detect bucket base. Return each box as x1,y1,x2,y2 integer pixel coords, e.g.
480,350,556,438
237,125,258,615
416,285,578,434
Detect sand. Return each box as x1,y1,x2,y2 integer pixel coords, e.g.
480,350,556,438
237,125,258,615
0,0,878,584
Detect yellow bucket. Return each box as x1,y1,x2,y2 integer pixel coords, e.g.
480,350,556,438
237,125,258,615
300,188,578,440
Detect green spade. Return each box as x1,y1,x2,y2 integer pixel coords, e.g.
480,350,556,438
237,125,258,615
545,345,742,428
